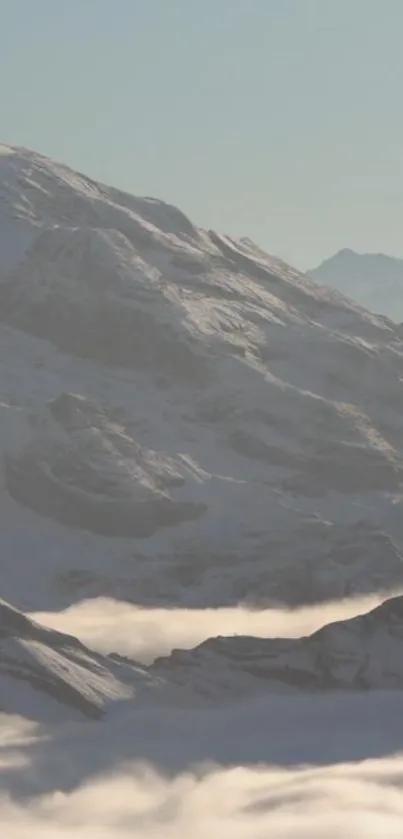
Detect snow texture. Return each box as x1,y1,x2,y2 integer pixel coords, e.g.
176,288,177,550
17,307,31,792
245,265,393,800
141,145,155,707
1,147,403,612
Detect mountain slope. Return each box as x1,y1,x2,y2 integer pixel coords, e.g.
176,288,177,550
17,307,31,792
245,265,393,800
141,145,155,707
2,145,403,609
155,595,403,692
309,248,403,322
4,592,403,723
0,598,153,721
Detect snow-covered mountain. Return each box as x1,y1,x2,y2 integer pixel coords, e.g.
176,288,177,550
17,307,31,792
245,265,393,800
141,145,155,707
0,597,147,721
158,595,403,693
309,248,403,322
2,144,403,610
3,593,403,723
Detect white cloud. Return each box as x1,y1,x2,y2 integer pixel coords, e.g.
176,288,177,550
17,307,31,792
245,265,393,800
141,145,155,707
32,590,399,663
6,593,400,836
2,757,403,837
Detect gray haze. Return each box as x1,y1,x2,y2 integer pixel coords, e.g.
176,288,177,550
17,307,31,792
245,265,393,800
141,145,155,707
310,249,403,322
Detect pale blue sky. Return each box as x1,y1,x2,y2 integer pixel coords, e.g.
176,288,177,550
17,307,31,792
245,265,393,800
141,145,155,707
1,0,403,268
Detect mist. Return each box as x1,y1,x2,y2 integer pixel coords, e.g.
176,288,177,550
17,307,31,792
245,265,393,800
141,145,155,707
2,752,403,837
32,590,399,663
3,594,403,835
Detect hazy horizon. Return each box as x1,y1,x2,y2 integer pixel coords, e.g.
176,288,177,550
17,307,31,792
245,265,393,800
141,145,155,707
2,0,403,269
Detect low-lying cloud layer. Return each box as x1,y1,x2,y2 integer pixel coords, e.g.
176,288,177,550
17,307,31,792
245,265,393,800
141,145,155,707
3,756,403,837
1,594,399,836
32,590,398,663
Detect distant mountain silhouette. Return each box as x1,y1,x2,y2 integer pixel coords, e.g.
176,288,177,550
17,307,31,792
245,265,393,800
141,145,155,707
309,249,403,322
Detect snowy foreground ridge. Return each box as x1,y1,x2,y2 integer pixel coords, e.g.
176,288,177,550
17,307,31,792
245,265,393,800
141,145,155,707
2,594,403,720
2,143,403,613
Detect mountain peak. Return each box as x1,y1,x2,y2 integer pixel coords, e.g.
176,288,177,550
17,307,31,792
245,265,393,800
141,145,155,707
310,248,403,320
1,145,403,615
334,247,357,258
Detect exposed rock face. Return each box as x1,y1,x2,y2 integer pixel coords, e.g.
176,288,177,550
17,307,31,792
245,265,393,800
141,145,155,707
5,393,206,537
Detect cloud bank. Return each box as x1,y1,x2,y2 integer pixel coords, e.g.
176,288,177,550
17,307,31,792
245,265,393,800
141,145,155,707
3,593,398,836
2,757,403,838
32,590,400,663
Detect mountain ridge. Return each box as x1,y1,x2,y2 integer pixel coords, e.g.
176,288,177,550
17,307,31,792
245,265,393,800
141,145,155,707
1,145,403,613
3,592,403,722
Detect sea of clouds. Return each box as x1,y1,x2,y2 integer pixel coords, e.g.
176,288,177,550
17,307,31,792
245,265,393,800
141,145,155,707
3,756,403,838
0,593,402,836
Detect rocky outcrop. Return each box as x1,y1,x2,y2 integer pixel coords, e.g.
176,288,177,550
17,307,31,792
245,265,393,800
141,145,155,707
4,393,206,537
